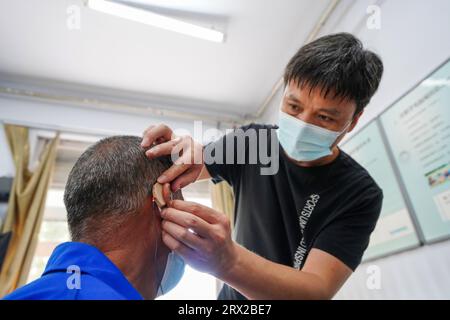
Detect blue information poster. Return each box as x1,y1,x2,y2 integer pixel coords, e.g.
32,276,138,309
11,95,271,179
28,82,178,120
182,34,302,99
341,121,420,260
380,60,450,243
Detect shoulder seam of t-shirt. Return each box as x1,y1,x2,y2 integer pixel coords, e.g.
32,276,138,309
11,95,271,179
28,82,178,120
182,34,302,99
339,149,382,191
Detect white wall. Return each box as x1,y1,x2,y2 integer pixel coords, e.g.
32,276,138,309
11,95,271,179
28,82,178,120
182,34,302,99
0,94,222,177
258,0,450,299
261,0,450,133
0,95,218,138
337,241,450,300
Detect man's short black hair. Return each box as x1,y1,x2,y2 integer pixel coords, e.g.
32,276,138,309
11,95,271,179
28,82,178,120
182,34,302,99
284,32,383,114
64,136,171,241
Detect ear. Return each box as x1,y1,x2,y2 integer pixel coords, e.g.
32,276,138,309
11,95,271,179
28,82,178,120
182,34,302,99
348,110,364,133
151,199,162,218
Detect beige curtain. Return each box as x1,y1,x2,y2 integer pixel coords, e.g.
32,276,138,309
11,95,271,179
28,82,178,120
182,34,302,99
0,124,59,296
210,181,235,227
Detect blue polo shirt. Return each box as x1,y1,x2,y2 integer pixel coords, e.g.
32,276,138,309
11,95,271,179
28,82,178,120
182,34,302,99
3,242,142,300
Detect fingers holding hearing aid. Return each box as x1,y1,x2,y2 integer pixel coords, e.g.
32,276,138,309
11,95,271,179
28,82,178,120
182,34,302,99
142,125,205,192
162,183,172,206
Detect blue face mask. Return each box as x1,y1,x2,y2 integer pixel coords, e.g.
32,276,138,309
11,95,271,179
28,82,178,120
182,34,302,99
277,111,351,162
152,191,185,297
156,251,185,297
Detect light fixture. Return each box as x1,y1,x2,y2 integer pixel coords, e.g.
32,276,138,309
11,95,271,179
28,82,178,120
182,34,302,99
87,0,225,43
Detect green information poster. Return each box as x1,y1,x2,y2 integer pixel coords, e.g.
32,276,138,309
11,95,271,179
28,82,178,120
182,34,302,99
380,60,450,243
341,121,420,260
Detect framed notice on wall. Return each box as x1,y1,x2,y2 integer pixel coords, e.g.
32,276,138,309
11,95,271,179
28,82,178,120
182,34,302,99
341,121,420,260
380,59,450,243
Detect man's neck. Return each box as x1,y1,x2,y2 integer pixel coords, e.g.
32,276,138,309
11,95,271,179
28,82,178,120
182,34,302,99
103,243,158,300
88,215,161,300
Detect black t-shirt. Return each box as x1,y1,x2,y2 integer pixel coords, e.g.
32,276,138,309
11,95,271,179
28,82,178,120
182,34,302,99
204,124,383,300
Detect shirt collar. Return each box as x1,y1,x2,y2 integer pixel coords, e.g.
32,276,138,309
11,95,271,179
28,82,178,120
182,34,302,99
43,242,143,300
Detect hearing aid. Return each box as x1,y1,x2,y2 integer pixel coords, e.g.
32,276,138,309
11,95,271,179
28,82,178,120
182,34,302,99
152,182,168,209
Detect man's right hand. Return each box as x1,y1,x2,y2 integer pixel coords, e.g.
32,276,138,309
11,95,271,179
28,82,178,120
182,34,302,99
141,124,208,191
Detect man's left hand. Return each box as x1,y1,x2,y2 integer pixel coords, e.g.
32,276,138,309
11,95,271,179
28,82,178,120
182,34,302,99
160,200,238,278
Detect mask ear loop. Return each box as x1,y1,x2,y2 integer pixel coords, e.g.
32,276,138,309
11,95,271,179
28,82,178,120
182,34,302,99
332,120,354,149
151,197,164,296
341,119,353,134
151,182,174,296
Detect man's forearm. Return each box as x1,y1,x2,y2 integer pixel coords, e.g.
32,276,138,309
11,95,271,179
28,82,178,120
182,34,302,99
218,244,330,300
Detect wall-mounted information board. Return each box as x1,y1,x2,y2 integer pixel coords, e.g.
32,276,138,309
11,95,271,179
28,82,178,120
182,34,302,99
341,121,420,260
380,60,450,243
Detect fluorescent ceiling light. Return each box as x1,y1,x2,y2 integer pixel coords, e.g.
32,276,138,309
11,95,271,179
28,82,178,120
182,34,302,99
87,0,225,43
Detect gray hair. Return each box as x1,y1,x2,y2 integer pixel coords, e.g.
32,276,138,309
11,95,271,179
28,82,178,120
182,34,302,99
64,135,171,241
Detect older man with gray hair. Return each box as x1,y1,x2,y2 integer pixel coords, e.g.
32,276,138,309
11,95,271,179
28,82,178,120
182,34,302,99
4,136,185,300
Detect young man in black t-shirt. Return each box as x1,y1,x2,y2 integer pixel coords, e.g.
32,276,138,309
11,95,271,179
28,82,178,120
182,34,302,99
141,33,384,299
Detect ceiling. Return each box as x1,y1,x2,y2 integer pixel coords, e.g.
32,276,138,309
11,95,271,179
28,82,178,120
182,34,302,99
0,0,330,120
